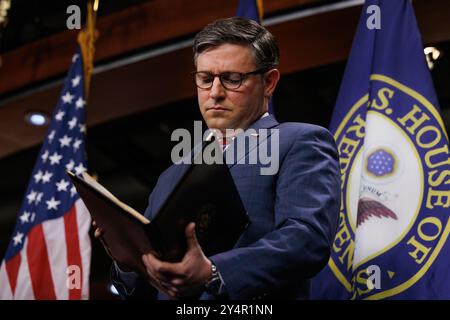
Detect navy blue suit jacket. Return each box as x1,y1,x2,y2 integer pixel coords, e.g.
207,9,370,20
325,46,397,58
111,115,341,299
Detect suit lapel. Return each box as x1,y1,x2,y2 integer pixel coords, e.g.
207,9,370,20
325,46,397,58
224,115,279,169
173,115,279,173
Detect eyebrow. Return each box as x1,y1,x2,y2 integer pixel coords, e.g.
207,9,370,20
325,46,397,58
195,70,242,74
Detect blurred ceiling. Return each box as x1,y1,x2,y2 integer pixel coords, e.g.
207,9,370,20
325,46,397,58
0,0,152,52
0,0,449,299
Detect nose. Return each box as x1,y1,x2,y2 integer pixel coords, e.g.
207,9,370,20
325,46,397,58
209,76,226,100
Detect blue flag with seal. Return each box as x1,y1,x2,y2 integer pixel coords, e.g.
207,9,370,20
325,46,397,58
311,0,450,299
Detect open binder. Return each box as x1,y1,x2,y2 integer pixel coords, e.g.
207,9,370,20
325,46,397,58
67,161,249,275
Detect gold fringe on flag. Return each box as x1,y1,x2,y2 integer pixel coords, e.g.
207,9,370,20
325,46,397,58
256,0,264,22
77,0,99,99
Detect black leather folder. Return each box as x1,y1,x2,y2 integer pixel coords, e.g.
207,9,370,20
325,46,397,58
67,160,249,275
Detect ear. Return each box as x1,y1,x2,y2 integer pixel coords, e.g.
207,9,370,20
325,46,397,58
263,69,280,99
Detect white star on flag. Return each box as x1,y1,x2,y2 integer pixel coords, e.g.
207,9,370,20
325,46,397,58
56,179,70,192
19,212,30,224
74,163,87,175
41,171,53,183
72,53,79,63
61,92,74,104
59,135,72,147
70,186,77,197
75,97,86,109
49,152,63,165
48,130,56,142
41,150,49,163
55,111,65,121
13,232,24,246
33,170,43,183
68,117,78,130
46,197,61,210
30,212,36,222
73,139,83,151
71,75,81,87
79,124,86,133
36,192,43,204
26,190,37,204
66,159,75,171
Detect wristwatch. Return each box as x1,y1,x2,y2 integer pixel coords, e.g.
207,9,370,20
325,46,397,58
204,262,226,297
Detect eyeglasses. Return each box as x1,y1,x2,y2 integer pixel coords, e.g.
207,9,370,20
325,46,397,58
192,68,268,90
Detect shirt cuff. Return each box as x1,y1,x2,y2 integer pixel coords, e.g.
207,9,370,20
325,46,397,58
111,261,138,296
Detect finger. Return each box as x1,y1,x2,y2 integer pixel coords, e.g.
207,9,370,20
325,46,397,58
167,289,178,299
145,269,178,298
171,278,185,286
94,228,103,238
185,222,199,250
159,279,178,293
147,276,172,296
142,256,180,299
144,252,183,277
143,263,162,286
155,273,172,283
92,220,97,228
170,278,196,295
142,252,161,271
142,254,172,283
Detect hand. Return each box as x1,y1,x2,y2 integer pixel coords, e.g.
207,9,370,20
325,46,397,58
141,222,212,299
92,220,132,272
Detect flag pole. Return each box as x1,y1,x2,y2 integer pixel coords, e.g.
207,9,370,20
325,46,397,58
77,0,99,99
256,0,264,22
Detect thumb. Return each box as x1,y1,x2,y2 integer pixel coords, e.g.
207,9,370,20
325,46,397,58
185,222,199,251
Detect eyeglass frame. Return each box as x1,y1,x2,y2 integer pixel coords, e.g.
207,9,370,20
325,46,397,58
191,67,270,90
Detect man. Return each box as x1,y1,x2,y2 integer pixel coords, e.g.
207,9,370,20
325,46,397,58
98,17,340,300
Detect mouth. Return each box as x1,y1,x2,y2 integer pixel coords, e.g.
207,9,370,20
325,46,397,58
206,105,230,112
206,105,230,110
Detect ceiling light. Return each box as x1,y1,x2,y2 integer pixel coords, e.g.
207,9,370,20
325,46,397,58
25,111,50,126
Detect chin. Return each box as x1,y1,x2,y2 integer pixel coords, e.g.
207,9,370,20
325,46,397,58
205,118,230,131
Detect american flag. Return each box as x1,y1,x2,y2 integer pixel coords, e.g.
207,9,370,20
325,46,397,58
0,47,91,299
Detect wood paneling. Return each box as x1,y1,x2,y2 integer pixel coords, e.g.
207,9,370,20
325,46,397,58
0,0,449,159
0,0,318,96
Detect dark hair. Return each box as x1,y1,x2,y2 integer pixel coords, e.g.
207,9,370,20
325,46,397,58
193,17,279,70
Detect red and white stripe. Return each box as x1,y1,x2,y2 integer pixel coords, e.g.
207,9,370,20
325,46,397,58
0,199,91,300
